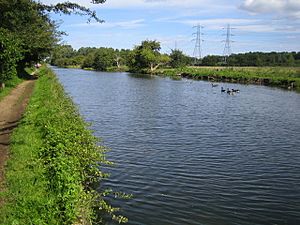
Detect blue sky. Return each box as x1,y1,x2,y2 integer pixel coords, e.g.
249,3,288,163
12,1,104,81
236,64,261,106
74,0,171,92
40,0,300,56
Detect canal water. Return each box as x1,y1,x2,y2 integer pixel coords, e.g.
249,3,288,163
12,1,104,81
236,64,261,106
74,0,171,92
54,67,300,225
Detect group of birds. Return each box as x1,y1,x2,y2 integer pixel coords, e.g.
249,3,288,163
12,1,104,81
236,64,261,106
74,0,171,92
211,83,240,95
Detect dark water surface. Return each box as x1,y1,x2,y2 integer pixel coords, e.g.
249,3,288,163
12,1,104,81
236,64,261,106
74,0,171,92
54,68,300,225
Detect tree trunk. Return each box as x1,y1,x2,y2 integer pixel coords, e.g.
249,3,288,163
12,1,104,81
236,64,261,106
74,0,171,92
150,63,154,72
0,82,5,90
150,63,162,72
153,64,161,71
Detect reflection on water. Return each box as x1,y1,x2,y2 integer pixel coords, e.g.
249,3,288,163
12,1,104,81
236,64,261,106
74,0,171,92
54,67,300,225
128,73,154,79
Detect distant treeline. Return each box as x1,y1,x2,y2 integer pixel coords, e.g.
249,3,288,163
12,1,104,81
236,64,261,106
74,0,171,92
50,44,300,72
202,52,300,67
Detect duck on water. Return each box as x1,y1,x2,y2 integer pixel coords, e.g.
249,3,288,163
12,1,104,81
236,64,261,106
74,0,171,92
221,87,240,94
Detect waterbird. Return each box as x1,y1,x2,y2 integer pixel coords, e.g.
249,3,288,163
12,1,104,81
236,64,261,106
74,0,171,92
212,83,218,87
231,89,240,93
226,88,234,95
221,87,226,92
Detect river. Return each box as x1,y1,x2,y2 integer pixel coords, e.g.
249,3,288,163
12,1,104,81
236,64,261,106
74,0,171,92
54,67,300,225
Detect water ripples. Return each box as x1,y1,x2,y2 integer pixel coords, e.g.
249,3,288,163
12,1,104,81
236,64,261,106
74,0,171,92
55,68,300,225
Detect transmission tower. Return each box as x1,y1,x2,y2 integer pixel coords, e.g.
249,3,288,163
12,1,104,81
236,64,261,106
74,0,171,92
192,24,204,65
222,24,235,64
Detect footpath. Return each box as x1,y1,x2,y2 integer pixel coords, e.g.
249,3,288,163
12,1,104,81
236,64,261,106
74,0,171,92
0,80,35,204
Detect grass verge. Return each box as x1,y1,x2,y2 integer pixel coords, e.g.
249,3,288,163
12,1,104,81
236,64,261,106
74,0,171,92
0,66,126,224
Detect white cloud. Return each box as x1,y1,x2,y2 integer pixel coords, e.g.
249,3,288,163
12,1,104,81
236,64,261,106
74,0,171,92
179,18,258,26
101,0,227,9
240,0,300,18
165,17,300,33
69,19,145,29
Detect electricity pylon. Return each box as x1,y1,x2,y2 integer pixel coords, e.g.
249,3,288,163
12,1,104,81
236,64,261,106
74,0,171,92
192,24,204,65
222,24,234,64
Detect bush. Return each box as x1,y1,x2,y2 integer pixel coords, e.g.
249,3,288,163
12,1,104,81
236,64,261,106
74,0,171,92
0,28,23,85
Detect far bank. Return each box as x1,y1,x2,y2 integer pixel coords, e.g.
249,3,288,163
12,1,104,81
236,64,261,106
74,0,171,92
151,66,300,91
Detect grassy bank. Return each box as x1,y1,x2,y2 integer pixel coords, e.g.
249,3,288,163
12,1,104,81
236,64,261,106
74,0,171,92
153,67,300,91
0,66,125,224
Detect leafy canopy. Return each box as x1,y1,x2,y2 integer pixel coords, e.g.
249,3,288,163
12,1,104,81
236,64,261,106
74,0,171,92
0,28,23,83
130,40,170,72
0,0,106,84
169,49,190,68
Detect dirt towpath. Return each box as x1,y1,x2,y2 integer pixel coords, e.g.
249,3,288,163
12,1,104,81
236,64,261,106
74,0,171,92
0,80,35,202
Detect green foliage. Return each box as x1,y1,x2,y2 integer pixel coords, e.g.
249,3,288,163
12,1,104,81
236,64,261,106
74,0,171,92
50,43,300,72
0,28,23,84
0,0,106,85
50,45,76,66
82,53,97,69
130,40,170,72
201,55,223,66
1,66,127,224
37,0,106,23
50,45,132,72
0,0,59,64
169,49,190,68
93,48,115,71
201,52,300,67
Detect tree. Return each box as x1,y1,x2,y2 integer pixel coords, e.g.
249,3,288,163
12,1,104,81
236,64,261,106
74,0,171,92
82,53,96,69
0,0,57,66
169,49,189,68
50,45,75,66
286,53,295,66
0,0,106,68
93,48,115,71
130,40,170,72
202,55,223,66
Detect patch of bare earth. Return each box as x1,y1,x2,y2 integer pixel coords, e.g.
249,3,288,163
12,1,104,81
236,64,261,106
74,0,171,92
0,80,35,206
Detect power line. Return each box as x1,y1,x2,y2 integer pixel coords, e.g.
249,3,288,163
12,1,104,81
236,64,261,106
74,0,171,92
192,24,204,65
222,24,235,64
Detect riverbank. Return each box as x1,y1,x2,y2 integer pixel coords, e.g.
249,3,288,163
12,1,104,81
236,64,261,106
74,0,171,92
152,66,300,91
0,66,122,224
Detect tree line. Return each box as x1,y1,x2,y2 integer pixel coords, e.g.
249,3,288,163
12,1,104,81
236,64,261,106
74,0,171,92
202,52,300,67
50,43,300,72
50,40,194,72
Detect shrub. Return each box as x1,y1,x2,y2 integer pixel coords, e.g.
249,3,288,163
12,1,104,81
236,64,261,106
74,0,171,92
0,28,23,86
